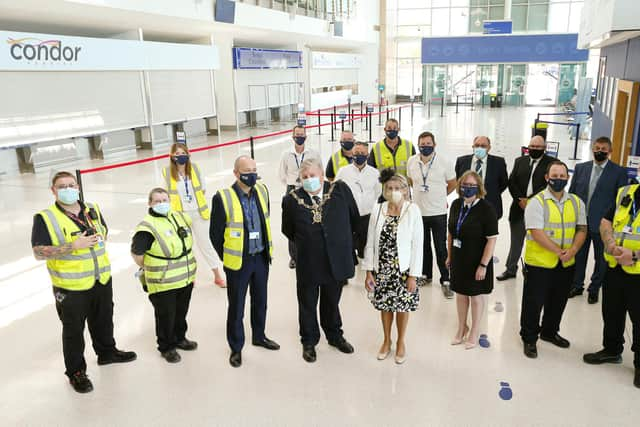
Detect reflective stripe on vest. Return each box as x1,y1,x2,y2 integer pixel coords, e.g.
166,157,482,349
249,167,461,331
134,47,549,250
604,184,640,274
39,203,111,291
524,193,580,268
163,163,211,220
373,138,412,176
331,150,350,174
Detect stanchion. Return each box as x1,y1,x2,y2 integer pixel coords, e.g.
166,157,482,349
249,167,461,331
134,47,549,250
398,106,402,129
333,106,337,130
341,119,345,132
250,136,255,159
411,101,414,126
360,101,364,127
428,99,431,118
317,111,321,135
570,123,581,160
330,114,335,142
440,98,444,117
351,109,355,132
456,95,459,114
471,94,474,111
368,112,373,142
386,107,389,123
378,103,382,126
75,169,85,203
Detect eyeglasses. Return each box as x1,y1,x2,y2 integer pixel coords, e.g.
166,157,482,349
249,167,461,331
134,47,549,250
55,184,78,190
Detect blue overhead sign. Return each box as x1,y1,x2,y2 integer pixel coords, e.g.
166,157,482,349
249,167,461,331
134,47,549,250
483,20,512,35
421,33,589,64
233,47,302,69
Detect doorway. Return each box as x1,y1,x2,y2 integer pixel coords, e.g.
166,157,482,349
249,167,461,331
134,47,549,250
611,79,639,166
525,64,559,106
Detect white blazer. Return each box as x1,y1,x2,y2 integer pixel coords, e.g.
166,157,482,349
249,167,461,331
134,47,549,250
361,201,424,277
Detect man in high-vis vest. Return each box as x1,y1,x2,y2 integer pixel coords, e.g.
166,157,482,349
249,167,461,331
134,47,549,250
31,171,136,394
131,187,198,364
584,175,640,388
367,118,415,177
520,161,587,359
210,156,279,368
325,130,355,182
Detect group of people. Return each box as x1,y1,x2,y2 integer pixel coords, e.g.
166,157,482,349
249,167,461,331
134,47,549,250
31,119,640,393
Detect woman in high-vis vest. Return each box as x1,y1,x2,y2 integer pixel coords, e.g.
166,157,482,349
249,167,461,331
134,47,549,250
131,188,198,364
162,143,225,288
520,161,587,360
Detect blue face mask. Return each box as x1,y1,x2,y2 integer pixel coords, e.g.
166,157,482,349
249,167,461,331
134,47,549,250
354,154,368,166
548,178,568,192
58,188,80,205
461,185,479,198
152,202,171,216
474,147,487,159
385,130,399,140
302,176,321,193
239,172,257,187
420,146,434,157
340,140,355,151
294,136,306,145
174,155,189,165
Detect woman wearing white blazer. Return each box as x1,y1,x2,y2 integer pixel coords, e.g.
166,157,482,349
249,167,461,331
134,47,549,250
362,169,423,364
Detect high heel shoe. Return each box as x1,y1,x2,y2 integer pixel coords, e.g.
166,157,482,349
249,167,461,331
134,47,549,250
394,345,406,364
451,325,469,345
465,336,478,350
377,342,392,360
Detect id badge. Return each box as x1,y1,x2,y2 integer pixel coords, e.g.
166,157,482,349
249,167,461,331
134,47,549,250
230,230,241,238
421,185,429,192
165,230,173,237
249,231,260,240
623,225,634,234
453,239,462,248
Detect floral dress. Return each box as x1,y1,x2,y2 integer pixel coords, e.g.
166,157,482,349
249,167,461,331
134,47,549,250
372,216,419,312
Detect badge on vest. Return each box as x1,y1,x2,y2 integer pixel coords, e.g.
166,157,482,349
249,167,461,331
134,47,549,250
165,230,173,237
453,239,462,248
231,230,241,238
623,225,634,234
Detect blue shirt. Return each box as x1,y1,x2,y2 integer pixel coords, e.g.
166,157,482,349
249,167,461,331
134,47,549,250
234,183,265,255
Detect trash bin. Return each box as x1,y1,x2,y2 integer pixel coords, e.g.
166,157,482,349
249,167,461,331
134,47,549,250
490,94,497,108
496,94,503,108
531,122,548,141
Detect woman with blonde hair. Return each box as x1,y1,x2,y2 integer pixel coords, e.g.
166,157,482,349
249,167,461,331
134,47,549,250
163,143,225,287
446,171,498,349
362,168,423,364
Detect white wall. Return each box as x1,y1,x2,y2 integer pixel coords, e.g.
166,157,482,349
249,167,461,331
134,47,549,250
63,0,214,22
579,0,640,48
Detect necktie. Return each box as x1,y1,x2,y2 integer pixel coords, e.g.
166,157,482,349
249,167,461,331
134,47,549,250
475,159,483,176
312,195,321,205
526,159,537,197
588,165,603,204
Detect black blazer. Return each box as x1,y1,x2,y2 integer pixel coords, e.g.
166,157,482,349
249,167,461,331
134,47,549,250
455,154,508,219
568,160,628,233
282,180,359,283
210,182,272,269
507,154,554,222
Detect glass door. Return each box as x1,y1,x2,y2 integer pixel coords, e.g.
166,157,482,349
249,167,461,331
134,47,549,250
525,64,560,106
396,58,422,102
504,64,527,106
477,65,499,106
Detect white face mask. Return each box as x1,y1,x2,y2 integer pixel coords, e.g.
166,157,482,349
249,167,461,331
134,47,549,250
390,190,403,204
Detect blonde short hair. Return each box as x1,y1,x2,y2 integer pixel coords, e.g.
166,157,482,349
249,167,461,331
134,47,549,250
456,171,487,198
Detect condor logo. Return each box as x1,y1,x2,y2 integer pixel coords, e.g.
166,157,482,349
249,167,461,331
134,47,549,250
7,37,82,62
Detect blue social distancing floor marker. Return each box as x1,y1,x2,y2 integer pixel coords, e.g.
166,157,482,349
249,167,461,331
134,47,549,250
499,382,513,400
479,334,491,348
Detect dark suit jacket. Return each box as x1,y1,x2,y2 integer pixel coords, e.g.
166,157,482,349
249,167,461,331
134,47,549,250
507,154,554,222
282,180,359,283
455,154,508,219
568,160,627,233
210,182,272,270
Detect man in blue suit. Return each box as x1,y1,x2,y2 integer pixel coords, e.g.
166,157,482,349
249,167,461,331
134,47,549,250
568,136,628,304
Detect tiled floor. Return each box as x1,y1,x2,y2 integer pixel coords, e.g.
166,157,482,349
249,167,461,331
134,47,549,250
0,105,636,426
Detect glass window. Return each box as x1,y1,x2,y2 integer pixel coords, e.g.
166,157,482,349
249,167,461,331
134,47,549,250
512,5,527,31
397,39,422,58
450,0,469,7
397,25,431,37
489,0,505,5
398,8,431,25
469,7,488,33
432,8,451,35
548,3,570,33
432,0,450,7
471,0,489,6
450,7,469,35
512,0,528,4
528,4,549,31
489,6,504,19
568,2,584,33
398,0,431,8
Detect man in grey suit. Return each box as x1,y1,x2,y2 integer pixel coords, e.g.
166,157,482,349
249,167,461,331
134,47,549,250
568,136,628,304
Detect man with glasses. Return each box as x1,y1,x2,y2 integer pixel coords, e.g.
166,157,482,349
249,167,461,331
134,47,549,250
31,171,136,393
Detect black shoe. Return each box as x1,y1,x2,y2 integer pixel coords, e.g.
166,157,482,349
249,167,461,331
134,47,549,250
635,369,640,389
496,271,516,281
540,333,570,348
161,349,181,363
229,351,242,368
97,349,137,365
289,259,296,269
176,338,198,351
340,280,349,286
328,338,354,354
252,337,280,350
568,287,584,298
588,292,599,304
523,342,538,359
583,349,623,365
69,371,93,393
302,345,316,363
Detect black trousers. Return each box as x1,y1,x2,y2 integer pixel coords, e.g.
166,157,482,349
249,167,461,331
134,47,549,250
422,215,449,283
353,214,370,259
297,279,344,346
602,266,640,367
54,279,117,377
148,283,194,353
225,253,269,352
520,263,574,344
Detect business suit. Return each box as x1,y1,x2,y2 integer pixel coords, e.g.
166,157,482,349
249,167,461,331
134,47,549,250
569,160,627,295
282,180,359,346
503,154,555,275
455,154,508,219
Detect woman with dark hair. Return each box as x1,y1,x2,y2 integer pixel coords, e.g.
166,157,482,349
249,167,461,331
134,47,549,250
362,168,423,364
163,143,225,287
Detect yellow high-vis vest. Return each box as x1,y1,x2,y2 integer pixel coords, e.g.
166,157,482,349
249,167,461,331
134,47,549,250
39,203,111,291
372,137,413,176
524,192,581,268
135,211,196,294
604,184,640,274
331,150,351,175
219,183,273,271
162,163,210,220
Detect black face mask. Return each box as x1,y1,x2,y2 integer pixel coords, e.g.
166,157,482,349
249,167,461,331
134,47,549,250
529,149,544,159
593,151,608,162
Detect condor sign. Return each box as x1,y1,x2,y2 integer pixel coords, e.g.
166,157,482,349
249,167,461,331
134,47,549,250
0,30,220,71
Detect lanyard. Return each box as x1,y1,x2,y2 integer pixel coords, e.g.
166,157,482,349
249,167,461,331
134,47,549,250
627,199,639,227
456,202,473,237
180,174,190,198
242,192,256,228
419,154,436,186
294,152,305,169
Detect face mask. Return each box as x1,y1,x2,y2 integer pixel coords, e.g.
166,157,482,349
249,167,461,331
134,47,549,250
474,147,487,159
528,149,544,159
593,151,608,162
174,155,189,165
354,154,368,166
302,176,321,193
294,136,306,146
548,178,568,192
340,140,354,151
239,172,257,187
57,188,79,205
461,185,479,198
385,130,399,140
419,146,435,157
385,190,403,204
152,202,171,216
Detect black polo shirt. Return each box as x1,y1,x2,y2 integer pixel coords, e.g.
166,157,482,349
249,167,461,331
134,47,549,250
31,202,108,247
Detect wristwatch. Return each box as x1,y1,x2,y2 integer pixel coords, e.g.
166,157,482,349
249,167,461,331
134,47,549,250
479,263,488,268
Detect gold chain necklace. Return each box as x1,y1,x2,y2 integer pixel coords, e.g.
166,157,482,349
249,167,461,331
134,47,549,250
290,184,337,224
